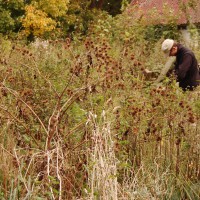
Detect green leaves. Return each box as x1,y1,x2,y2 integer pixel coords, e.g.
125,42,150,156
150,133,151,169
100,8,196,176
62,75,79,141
0,9,15,33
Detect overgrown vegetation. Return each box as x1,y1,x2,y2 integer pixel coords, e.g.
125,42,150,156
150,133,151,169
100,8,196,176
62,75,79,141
0,1,200,200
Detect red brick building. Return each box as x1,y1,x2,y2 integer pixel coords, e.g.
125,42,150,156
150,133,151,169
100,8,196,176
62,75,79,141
129,0,200,46
130,0,200,25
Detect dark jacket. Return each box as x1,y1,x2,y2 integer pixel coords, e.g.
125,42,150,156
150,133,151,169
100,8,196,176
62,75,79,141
175,44,200,90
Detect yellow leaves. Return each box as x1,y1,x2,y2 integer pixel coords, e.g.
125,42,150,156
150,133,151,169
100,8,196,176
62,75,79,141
21,0,70,37
36,0,69,18
22,5,56,37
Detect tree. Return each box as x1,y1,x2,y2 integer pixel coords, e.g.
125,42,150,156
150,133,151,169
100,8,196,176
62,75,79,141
89,0,131,16
22,5,56,38
0,0,132,38
21,0,70,39
35,0,70,18
0,7,14,34
90,0,105,9
0,0,25,34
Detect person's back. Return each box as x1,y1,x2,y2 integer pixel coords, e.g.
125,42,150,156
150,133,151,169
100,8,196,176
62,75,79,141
161,39,200,91
175,44,200,90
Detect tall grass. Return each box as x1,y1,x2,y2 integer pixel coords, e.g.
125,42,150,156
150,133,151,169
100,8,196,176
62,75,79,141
0,30,200,199
85,111,118,200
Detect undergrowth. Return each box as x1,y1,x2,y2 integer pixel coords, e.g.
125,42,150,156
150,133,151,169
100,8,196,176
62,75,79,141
0,19,200,199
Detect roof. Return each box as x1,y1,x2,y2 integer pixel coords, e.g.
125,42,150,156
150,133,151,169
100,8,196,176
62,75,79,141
129,0,200,25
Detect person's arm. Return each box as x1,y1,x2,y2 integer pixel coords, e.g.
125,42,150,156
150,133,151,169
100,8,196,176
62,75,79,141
155,57,176,83
175,54,192,80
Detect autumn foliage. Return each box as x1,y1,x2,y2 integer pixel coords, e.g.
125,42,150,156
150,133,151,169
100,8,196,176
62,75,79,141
22,5,56,37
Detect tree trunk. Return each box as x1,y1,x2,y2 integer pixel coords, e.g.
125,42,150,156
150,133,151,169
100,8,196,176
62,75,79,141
90,0,104,9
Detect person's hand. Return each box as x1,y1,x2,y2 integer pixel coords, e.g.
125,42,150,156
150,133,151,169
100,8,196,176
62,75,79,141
143,69,159,80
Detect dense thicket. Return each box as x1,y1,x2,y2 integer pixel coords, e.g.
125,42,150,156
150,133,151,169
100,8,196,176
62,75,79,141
0,0,200,199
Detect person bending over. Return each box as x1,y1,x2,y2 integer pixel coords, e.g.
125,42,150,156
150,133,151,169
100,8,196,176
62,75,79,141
158,39,200,91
